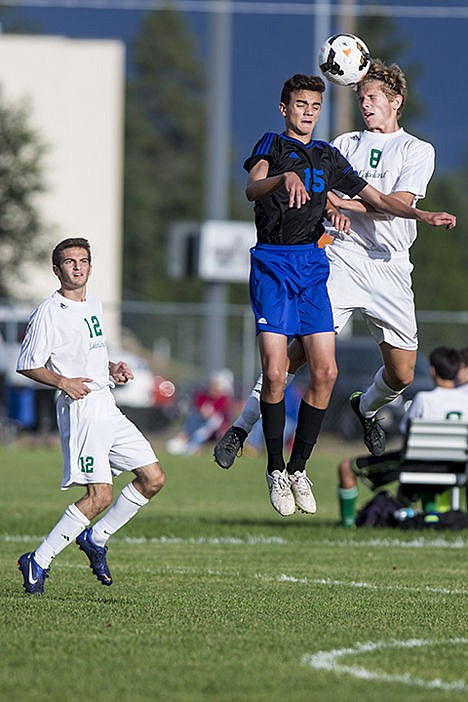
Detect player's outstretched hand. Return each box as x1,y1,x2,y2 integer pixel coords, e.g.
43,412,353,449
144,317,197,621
110,361,134,385
421,211,456,229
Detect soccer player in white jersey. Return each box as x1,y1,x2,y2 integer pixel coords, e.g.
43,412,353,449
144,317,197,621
214,59,452,472
337,346,468,527
16,238,165,594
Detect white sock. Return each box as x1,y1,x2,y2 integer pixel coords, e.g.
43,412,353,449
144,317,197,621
90,482,149,546
234,373,262,433
359,367,405,417
34,503,90,569
234,372,295,434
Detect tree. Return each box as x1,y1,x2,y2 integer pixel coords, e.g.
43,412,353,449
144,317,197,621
354,10,424,129
411,167,468,311
124,9,206,302
357,11,423,128
0,89,48,297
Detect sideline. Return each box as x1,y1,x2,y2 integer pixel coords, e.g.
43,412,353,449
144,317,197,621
8,554,468,596
2,533,466,549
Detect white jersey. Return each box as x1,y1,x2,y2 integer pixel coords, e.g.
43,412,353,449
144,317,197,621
329,128,435,257
399,386,468,433
17,290,112,392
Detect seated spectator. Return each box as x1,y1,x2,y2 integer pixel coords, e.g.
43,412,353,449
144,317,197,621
166,369,234,455
457,347,468,388
337,346,468,527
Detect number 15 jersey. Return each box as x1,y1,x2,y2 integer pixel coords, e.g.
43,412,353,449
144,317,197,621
244,132,367,245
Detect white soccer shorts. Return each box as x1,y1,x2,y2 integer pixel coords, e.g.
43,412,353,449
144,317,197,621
326,245,418,350
56,388,157,489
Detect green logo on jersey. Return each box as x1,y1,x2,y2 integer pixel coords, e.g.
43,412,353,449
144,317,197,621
84,316,103,338
79,456,95,473
369,149,382,168
445,411,463,421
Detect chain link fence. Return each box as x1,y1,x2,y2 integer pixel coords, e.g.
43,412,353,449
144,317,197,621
118,301,468,394
1,299,467,443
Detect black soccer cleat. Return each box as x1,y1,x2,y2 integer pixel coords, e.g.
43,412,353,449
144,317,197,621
349,391,386,456
213,426,247,469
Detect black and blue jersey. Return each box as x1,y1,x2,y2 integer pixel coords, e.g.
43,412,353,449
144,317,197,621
244,132,367,245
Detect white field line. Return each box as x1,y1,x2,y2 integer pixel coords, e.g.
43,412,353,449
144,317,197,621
2,534,287,546
8,546,468,596
2,533,467,548
312,536,468,549
43,562,467,597
302,638,468,692
272,573,468,596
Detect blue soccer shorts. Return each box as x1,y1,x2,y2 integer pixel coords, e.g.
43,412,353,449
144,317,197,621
249,242,334,336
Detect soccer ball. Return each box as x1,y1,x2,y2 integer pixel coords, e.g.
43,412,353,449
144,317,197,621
318,33,371,87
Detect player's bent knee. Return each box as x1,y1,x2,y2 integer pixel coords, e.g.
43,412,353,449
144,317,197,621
264,367,287,389
399,369,414,388
385,363,415,390
328,364,338,386
134,461,166,498
310,363,337,390
87,484,113,512
152,463,166,493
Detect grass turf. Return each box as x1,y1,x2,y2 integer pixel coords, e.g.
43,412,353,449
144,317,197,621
1,441,467,701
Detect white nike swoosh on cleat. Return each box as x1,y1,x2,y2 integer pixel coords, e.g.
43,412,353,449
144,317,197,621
28,560,38,585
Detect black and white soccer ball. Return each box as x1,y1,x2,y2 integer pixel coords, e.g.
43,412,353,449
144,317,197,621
318,33,371,87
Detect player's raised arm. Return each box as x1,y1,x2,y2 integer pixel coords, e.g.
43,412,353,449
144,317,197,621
246,159,310,209
359,183,456,229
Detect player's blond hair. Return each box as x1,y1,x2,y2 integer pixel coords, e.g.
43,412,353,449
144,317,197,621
355,59,407,117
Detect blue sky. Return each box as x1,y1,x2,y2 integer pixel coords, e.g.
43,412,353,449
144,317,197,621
6,0,468,179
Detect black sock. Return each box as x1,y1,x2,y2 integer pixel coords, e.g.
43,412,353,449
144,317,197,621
287,400,326,474
260,399,285,474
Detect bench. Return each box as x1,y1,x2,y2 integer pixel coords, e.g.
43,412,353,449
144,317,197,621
399,420,468,510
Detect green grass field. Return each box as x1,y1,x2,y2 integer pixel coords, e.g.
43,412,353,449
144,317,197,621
1,440,467,701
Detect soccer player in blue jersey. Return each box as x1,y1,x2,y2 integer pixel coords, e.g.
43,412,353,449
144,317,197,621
244,73,456,517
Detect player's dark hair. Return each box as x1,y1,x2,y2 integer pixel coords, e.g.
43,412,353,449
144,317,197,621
281,74,326,105
459,347,468,367
355,59,407,117
52,237,92,267
429,346,462,381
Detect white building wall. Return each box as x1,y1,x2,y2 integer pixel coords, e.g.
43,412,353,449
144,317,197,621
0,35,124,342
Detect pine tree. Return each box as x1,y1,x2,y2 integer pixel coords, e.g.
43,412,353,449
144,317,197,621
0,90,48,296
124,9,206,301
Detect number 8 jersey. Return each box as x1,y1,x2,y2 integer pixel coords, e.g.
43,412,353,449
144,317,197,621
17,291,112,392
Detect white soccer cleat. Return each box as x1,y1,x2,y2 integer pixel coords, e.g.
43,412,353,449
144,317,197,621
289,471,317,514
266,469,296,517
